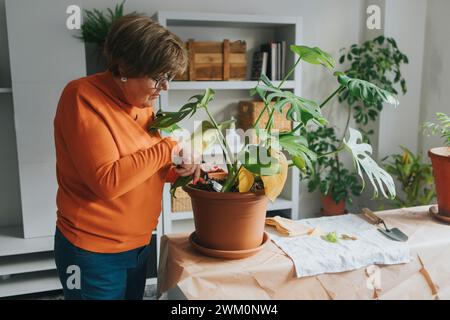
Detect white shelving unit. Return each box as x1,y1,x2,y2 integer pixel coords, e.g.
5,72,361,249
153,11,302,235
0,225,160,298
0,88,12,94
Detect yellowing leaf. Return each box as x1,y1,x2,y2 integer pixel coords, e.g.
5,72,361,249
261,151,288,201
238,168,254,192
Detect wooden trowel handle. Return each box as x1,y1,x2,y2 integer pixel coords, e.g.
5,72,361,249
362,208,383,225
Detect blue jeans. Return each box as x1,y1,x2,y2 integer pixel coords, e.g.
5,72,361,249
54,227,152,300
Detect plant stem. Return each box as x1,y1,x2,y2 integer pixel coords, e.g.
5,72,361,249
265,56,303,132
221,165,242,192
319,85,345,109
204,107,235,172
317,103,352,160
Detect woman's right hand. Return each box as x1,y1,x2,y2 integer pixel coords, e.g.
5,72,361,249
171,141,202,184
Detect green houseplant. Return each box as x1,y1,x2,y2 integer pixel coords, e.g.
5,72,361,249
78,1,128,74
423,113,450,218
382,147,435,208
149,45,399,255
306,126,362,215
339,36,408,141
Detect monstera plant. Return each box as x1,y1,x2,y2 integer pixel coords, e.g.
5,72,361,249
149,45,399,258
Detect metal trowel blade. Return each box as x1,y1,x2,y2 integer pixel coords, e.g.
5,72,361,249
377,228,408,242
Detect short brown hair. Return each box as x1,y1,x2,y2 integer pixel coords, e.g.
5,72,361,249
104,14,187,79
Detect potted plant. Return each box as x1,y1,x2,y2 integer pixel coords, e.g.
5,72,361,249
339,35,408,142
382,147,435,208
423,113,450,218
149,45,399,255
78,1,127,74
306,127,362,215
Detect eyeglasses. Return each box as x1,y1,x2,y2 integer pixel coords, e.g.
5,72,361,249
152,74,174,89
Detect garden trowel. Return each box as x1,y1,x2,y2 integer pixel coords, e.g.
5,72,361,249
362,208,408,242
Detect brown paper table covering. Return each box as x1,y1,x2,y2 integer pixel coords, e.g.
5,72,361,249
157,206,450,299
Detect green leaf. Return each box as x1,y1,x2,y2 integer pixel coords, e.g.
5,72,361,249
149,89,215,131
251,83,327,127
290,45,336,70
237,145,280,176
344,128,396,199
170,175,192,198
322,232,339,243
279,133,317,173
335,72,399,107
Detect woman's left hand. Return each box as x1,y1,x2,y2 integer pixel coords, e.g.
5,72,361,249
174,164,202,184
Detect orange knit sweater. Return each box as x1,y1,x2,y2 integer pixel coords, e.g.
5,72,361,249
54,71,178,253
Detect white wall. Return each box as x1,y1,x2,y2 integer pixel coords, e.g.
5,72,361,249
378,0,427,159
0,0,365,228
419,0,450,154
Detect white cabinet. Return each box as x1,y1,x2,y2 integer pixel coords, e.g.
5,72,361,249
153,11,302,235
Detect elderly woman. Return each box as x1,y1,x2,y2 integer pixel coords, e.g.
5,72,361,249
53,14,200,300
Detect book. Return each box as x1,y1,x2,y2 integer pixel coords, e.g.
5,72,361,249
271,42,277,81
281,40,286,80
261,52,268,76
260,43,272,80
277,42,281,80
251,51,265,80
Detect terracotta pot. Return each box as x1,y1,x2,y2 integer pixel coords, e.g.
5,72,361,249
429,147,450,217
183,185,268,251
321,193,346,216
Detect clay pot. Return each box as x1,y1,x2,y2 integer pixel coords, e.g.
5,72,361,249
429,147,450,217
321,193,346,216
183,185,268,251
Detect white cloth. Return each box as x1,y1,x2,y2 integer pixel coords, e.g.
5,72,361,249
268,214,410,278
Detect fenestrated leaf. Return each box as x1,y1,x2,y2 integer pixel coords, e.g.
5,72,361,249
149,89,216,131
335,72,399,107
250,83,327,127
344,128,396,199
290,45,336,70
278,133,317,173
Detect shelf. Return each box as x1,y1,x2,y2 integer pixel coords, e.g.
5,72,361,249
169,80,295,91
157,11,300,28
267,198,293,211
170,197,293,221
0,226,54,257
0,251,55,277
0,88,12,93
0,270,61,298
171,211,194,221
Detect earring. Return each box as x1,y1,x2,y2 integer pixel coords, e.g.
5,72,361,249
120,77,127,82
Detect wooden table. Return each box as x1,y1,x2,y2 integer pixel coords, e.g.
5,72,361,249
157,206,450,300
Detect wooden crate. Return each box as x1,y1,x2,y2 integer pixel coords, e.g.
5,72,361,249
175,39,247,81
171,187,192,213
238,100,292,132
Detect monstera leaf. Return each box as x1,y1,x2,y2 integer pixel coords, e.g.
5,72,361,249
260,151,289,201
278,133,317,173
149,89,216,131
251,78,327,127
344,128,396,199
335,72,399,107
290,45,336,70
238,167,255,193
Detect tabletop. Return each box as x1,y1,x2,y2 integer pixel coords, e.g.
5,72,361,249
157,206,450,300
